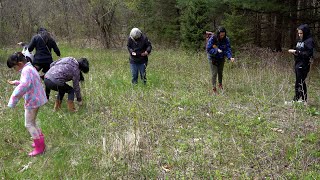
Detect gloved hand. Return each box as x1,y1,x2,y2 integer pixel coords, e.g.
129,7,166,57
288,49,296,53
218,49,222,53
17,42,26,46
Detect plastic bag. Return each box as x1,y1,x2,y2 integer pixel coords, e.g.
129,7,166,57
22,46,34,62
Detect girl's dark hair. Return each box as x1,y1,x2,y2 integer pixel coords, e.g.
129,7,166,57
78,58,89,73
7,52,27,68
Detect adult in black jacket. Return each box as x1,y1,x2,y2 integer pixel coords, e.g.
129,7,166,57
28,27,61,99
288,24,314,104
127,28,152,85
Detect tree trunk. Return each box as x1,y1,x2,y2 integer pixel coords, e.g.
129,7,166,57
62,0,71,44
254,13,262,47
0,0,3,45
274,12,283,52
267,13,274,49
289,0,298,48
89,1,118,49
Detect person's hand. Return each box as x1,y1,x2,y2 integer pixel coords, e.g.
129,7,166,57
141,51,148,56
230,58,235,62
7,80,16,85
17,42,24,46
288,49,296,53
218,49,222,53
132,52,137,56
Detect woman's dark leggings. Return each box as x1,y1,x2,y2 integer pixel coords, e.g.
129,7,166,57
294,62,310,101
44,78,75,101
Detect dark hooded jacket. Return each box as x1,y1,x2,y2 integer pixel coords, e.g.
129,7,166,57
294,24,314,63
206,27,232,60
28,28,61,64
127,34,152,64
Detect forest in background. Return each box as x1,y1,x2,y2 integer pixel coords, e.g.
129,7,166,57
0,0,319,51
1,1,320,178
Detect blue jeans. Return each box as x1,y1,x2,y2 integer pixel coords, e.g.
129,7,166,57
130,63,146,84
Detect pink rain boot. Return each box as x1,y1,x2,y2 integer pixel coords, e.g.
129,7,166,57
29,137,46,156
32,130,44,147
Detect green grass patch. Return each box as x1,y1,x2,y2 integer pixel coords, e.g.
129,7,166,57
0,46,319,178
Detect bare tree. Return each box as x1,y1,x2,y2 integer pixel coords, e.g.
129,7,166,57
86,0,122,48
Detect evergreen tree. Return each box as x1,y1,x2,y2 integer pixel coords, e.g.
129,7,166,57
151,0,180,47
221,9,253,48
125,0,180,47
178,0,211,51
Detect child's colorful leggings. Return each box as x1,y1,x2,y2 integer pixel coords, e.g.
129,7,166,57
25,108,41,139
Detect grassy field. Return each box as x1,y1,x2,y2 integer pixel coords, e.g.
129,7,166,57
0,45,319,179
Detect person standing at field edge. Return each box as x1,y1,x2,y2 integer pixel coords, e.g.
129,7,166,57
206,26,235,94
7,52,47,156
288,24,314,105
127,27,152,85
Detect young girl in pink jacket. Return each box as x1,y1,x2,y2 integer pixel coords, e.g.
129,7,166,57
7,52,47,156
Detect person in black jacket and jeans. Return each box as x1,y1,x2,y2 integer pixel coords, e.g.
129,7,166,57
288,24,314,104
28,27,61,99
127,28,152,85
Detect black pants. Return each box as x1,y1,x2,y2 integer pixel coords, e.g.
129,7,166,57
44,78,75,101
33,62,52,99
294,61,310,101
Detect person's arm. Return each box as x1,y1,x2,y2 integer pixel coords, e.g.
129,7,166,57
127,38,135,55
297,39,314,58
27,36,36,52
288,43,297,54
141,36,152,56
206,36,219,55
49,39,61,57
224,37,233,60
8,69,32,108
72,70,82,102
145,36,152,54
289,39,314,59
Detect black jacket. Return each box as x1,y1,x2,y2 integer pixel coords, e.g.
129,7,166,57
28,34,61,64
294,24,314,64
127,34,152,64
